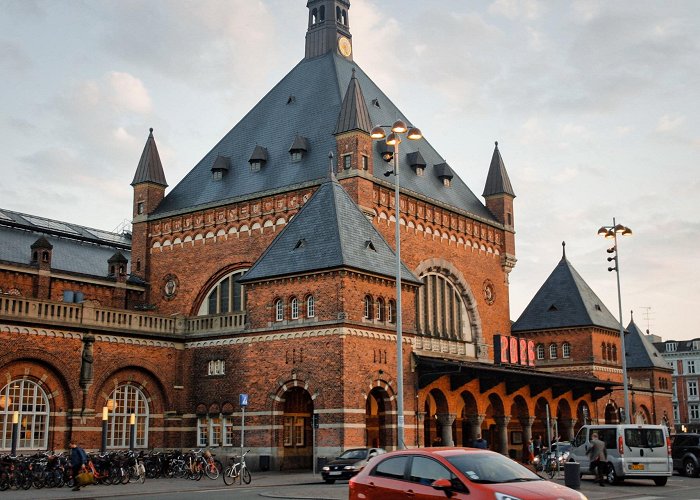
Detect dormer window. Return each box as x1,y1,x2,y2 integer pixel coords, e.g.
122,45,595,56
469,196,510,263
407,151,426,175
666,342,678,352
434,162,454,187
211,155,230,181
416,167,424,176
693,340,700,351
289,135,309,163
249,145,268,172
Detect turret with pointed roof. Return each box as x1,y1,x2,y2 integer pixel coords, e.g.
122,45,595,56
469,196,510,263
625,313,672,370
483,141,516,277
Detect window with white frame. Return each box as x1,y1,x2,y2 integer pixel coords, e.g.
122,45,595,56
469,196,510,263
688,380,698,398
673,404,679,422
376,298,385,321
106,384,149,449
688,360,697,374
691,403,700,420
562,342,571,358
417,271,472,341
291,297,299,319
275,299,284,321
536,344,545,360
208,360,225,376
388,300,396,324
306,295,315,318
364,295,373,319
666,342,677,352
549,344,558,359
0,379,50,451
198,416,232,447
199,269,248,315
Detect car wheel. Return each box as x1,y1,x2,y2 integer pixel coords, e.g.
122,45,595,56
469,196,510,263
605,463,619,485
653,477,668,486
684,459,699,478
324,478,335,484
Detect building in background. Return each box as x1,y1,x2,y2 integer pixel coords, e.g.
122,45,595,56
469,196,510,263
654,337,700,432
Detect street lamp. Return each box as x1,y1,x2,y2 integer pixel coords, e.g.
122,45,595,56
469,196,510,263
597,218,633,424
370,119,422,450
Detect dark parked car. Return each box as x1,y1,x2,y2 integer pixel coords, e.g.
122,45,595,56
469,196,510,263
321,447,385,483
672,433,700,477
349,447,586,500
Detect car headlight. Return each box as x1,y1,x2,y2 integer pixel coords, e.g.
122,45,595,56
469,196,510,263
322,466,330,471
343,465,361,471
495,493,523,500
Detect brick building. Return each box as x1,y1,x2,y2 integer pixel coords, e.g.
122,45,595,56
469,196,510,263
0,0,672,469
654,337,700,432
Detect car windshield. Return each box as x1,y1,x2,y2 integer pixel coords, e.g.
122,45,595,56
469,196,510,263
446,452,542,484
339,449,368,460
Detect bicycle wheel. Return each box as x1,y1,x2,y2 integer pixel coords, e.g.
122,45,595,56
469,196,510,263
241,467,251,484
222,465,236,486
204,460,219,480
546,460,558,479
138,463,146,484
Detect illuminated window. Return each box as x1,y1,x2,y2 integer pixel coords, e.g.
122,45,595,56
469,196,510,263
0,379,49,451
105,384,149,449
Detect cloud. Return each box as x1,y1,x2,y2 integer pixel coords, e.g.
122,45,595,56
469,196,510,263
0,40,31,72
489,0,544,20
656,114,685,133
108,72,152,114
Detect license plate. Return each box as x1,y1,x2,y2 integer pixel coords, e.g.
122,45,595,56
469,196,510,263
629,464,645,471
330,471,342,475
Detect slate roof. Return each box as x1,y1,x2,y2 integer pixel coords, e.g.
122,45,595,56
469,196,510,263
239,176,422,285
483,142,515,197
0,208,132,279
512,248,620,332
152,52,495,223
625,319,672,370
131,128,167,187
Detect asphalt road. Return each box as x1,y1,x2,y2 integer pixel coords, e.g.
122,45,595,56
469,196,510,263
6,471,700,499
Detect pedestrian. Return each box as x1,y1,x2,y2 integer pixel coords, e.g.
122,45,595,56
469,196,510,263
432,436,442,447
522,438,534,464
472,433,488,449
533,435,543,456
69,441,88,491
588,432,607,486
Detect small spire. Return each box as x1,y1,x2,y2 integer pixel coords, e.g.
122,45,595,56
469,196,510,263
495,140,498,148
149,127,154,135
630,310,634,322
562,241,566,260
328,151,337,182
351,67,356,78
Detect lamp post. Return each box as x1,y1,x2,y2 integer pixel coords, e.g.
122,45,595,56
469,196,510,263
597,218,633,424
101,406,109,453
370,120,422,450
129,413,136,451
10,411,19,456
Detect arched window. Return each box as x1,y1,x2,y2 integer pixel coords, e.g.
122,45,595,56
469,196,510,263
549,343,557,359
612,344,618,362
199,269,248,315
311,8,317,24
388,300,396,324
306,295,315,318
336,6,341,21
275,299,284,322
319,5,325,21
376,298,385,321
417,272,472,341
562,342,571,358
364,295,373,320
607,343,613,361
0,379,50,450
290,297,299,320
105,384,149,449
602,343,607,360
536,343,545,360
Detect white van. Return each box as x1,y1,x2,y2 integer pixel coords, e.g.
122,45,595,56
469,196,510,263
569,424,672,485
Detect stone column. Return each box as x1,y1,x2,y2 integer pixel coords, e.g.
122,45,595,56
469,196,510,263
520,416,536,446
466,414,485,445
495,416,512,455
561,418,577,441
436,413,456,446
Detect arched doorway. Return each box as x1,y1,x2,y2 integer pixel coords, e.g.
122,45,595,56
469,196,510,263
576,401,591,430
634,405,651,424
280,387,313,470
556,399,573,441
366,387,390,448
424,389,449,447
460,391,479,447
485,393,506,454
604,401,620,424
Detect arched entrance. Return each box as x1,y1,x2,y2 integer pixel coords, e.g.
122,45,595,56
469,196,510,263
366,387,390,448
424,389,450,446
280,387,313,470
604,401,620,424
460,391,479,447
634,405,651,424
485,393,506,454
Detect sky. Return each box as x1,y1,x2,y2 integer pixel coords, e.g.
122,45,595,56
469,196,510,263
1,0,698,341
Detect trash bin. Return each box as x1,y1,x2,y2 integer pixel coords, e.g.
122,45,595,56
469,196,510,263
564,461,580,489
259,455,270,472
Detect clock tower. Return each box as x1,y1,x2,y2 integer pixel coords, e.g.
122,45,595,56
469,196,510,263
305,0,353,61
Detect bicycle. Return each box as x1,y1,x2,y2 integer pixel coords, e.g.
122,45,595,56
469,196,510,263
126,451,146,484
537,452,561,479
223,450,251,485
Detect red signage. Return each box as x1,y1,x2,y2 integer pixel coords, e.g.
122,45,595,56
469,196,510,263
494,335,536,367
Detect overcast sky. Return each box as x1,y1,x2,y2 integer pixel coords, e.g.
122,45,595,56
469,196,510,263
1,0,698,341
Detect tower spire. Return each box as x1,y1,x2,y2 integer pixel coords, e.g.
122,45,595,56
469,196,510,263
305,0,353,60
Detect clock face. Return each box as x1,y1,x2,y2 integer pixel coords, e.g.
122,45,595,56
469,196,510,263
338,36,352,57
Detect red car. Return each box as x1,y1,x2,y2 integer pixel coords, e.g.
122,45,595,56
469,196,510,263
349,447,587,500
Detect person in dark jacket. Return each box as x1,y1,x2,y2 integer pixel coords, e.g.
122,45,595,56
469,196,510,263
473,433,488,449
69,441,88,491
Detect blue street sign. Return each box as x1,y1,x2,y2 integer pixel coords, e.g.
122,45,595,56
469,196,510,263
239,393,249,407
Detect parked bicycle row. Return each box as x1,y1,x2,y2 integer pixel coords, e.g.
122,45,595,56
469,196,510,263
0,448,251,491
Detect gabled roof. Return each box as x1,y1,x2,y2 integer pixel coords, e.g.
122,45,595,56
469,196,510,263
239,177,421,285
131,128,167,187
512,245,619,332
334,68,372,135
152,52,494,223
483,141,515,197
626,318,672,370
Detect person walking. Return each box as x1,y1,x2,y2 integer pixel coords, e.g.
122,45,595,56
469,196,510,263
69,441,88,491
588,432,608,486
522,438,534,464
472,433,488,449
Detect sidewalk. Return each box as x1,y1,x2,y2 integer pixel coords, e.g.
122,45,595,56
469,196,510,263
0,470,326,499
